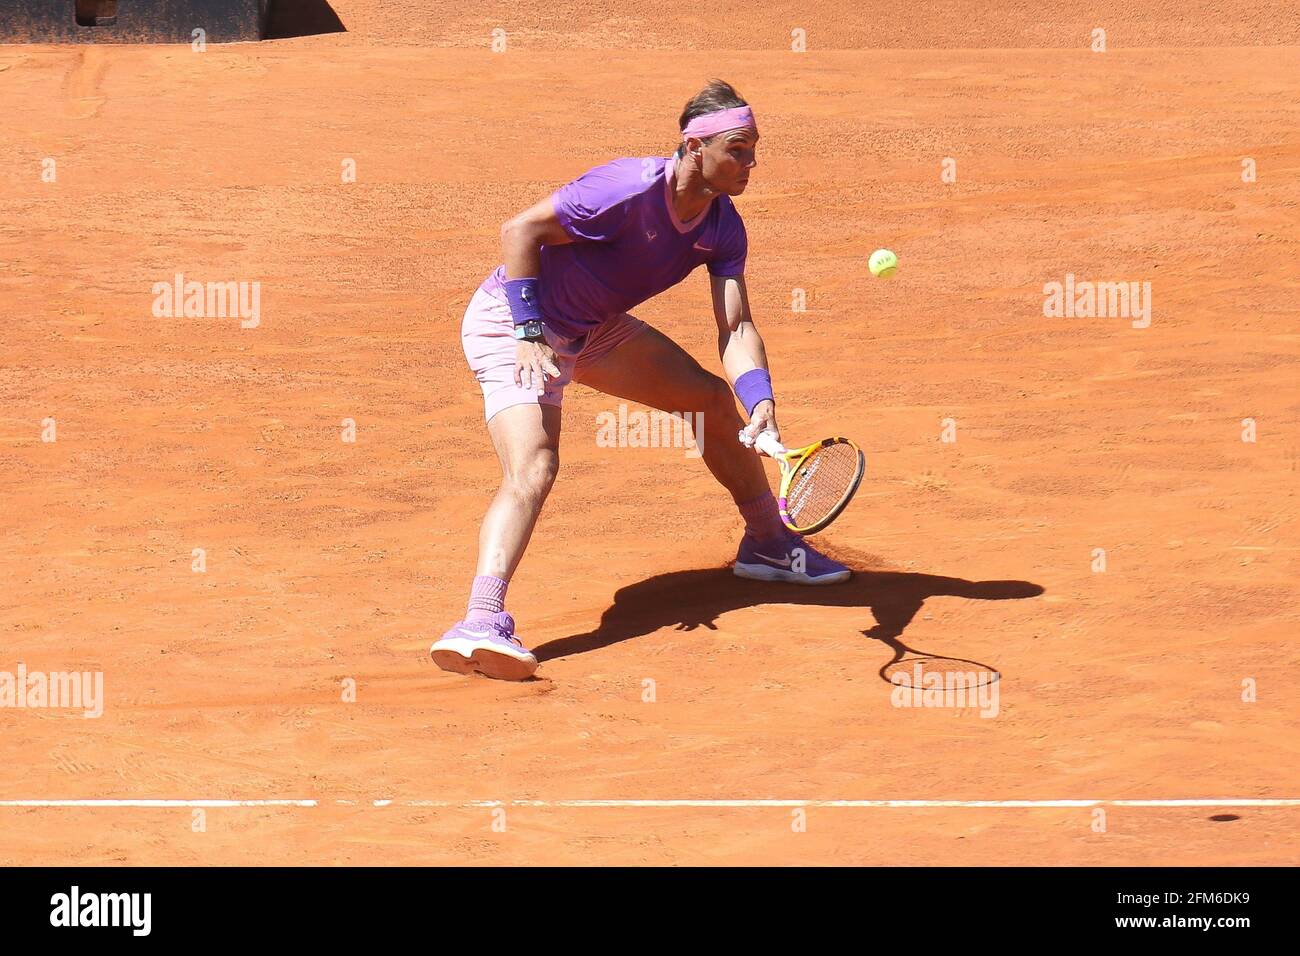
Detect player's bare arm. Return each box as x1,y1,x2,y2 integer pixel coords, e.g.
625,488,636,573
500,197,570,389
710,272,778,444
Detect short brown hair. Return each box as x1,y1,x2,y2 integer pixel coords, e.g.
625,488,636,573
676,79,748,157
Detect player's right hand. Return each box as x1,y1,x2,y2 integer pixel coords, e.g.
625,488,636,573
739,400,780,452
514,341,561,391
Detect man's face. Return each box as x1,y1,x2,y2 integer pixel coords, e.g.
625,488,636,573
699,128,758,195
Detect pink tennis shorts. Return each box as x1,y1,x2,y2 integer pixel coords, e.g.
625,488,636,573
461,287,649,421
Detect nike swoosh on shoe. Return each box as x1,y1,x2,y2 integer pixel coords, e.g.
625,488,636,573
753,551,792,567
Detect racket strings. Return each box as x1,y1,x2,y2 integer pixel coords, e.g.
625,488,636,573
786,442,861,525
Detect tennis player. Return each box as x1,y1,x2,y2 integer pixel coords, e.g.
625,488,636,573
432,80,850,680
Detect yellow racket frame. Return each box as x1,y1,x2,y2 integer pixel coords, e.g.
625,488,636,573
755,432,865,535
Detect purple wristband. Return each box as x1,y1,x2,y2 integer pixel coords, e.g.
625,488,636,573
734,368,774,416
503,277,544,327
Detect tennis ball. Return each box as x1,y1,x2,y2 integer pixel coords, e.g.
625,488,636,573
869,248,898,278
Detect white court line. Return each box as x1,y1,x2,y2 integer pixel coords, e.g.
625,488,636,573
0,800,317,808
0,798,1297,809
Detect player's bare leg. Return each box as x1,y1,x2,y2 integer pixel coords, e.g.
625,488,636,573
577,325,764,498
476,402,562,580
575,325,850,584
430,402,559,680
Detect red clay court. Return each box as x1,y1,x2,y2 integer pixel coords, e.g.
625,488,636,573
0,1,1297,864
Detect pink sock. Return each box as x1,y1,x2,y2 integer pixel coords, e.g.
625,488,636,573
737,491,786,543
466,575,508,621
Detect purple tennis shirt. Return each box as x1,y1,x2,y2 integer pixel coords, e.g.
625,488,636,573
479,156,748,338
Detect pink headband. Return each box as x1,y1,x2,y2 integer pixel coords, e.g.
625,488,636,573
681,105,757,141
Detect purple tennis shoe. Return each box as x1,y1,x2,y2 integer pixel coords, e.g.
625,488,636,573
733,530,851,585
431,611,538,681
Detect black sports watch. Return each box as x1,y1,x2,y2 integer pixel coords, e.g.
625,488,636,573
513,319,546,343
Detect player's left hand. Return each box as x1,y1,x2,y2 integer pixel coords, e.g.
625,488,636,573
739,399,779,452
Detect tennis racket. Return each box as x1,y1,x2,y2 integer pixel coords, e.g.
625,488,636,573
753,431,865,535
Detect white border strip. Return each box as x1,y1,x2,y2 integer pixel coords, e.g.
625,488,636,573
0,798,1296,809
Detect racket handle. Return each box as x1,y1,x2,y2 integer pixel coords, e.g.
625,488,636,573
754,430,788,459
